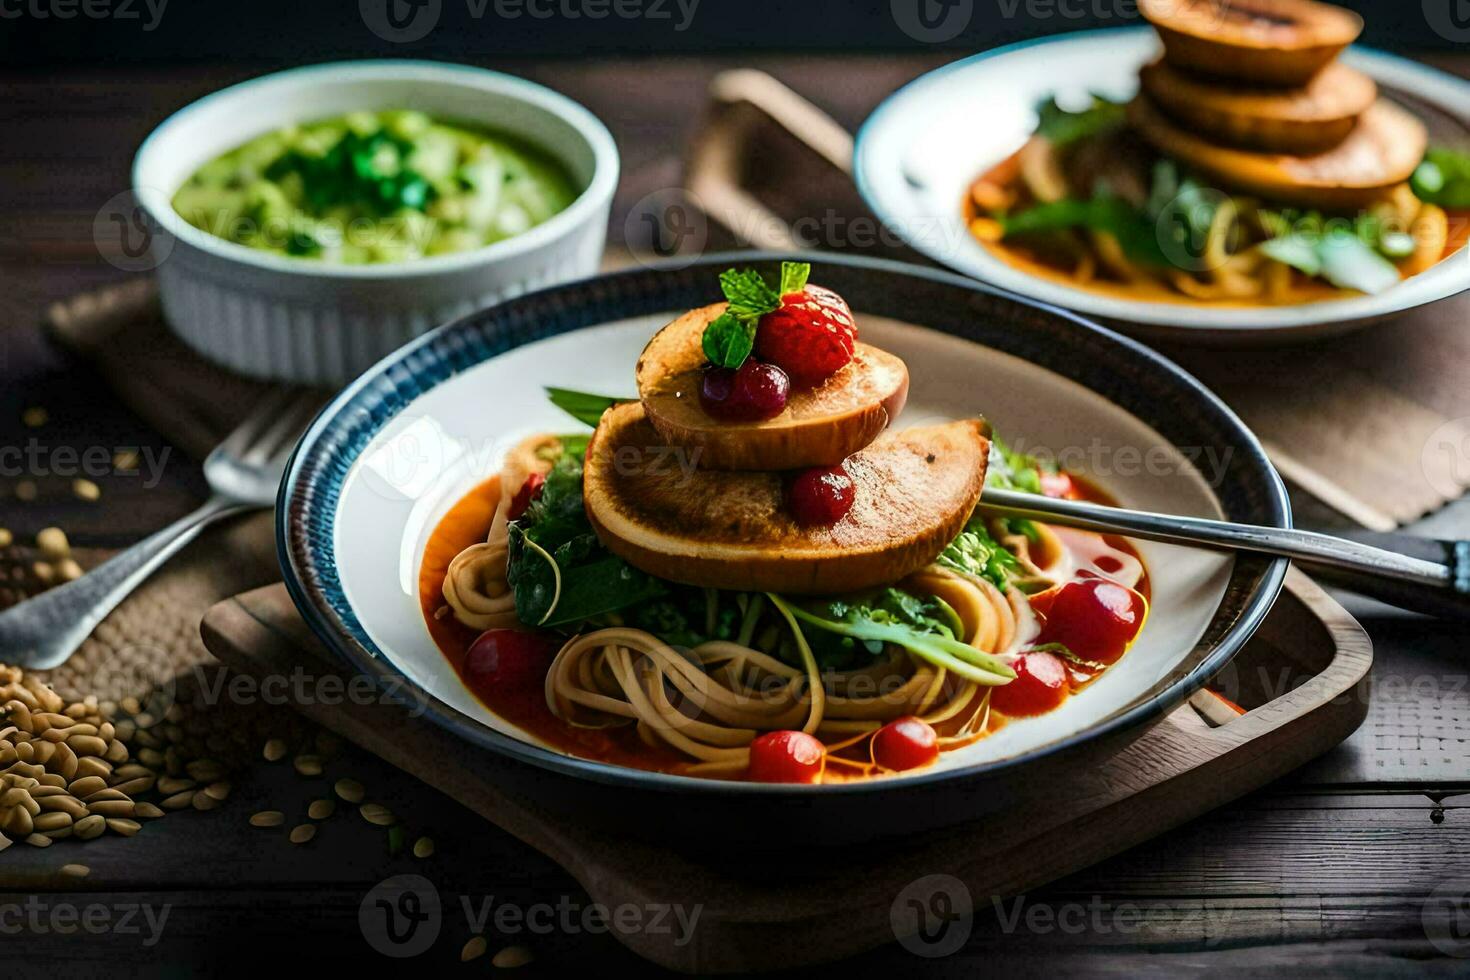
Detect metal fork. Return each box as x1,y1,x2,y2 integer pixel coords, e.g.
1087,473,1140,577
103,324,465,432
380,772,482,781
0,390,323,669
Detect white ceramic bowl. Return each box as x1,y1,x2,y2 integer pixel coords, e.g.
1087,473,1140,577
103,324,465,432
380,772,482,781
133,61,619,383
855,29,1470,344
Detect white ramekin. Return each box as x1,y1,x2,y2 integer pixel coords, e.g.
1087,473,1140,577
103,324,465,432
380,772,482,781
133,61,619,384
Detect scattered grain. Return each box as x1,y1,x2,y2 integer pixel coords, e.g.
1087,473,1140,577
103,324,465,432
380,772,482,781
334,778,364,803
308,799,335,820
250,811,285,828
289,824,316,845
413,837,434,859
461,936,488,962
492,945,534,969
72,479,101,503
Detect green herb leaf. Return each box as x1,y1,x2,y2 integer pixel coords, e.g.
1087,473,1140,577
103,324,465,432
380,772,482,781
937,519,1024,591
544,387,631,428
1034,94,1127,148
778,261,811,297
719,268,782,319
1001,196,1167,266
700,312,757,369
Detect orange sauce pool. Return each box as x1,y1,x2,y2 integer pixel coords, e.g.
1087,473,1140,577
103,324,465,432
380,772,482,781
966,154,1469,307
418,473,1149,780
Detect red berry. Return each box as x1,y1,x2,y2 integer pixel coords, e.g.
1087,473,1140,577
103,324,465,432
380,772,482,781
872,716,939,771
990,651,1069,717
754,284,857,387
1035,576,1145,666
747,730,825,783
465,629,559,693
699,360,790,421
788,463,855,527
507,472,545,520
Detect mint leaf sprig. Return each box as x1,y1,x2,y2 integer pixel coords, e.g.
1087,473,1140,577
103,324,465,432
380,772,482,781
700,261,812,369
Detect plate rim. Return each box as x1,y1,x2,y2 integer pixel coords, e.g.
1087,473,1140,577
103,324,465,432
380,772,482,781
276,251,1290,796
852,26,1470,337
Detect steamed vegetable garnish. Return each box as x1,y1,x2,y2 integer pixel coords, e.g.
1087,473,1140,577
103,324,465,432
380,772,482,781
936,518,1024,591
1035,94,1127,148
172,109,577,264
1258,218,1403,294
505,442,666,627
797,588,962,670
1412,148,1470,208
767,593,1016,685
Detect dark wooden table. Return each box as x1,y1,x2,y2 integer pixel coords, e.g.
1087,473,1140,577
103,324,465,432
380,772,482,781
4,54,1470,976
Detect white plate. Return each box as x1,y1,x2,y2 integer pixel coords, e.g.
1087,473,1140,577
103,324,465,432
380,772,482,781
854,28,1470,343
332,317,1229,777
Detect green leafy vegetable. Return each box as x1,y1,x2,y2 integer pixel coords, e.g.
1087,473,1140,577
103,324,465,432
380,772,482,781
937,518,1024,591
1001,196,1167,266
1034,94,1127,148
1147,160,1224,263
1258,234,1322,276
1411,147,1470,208
796,588,962,670
767,594,1015,686
505,444,667,627
700,261,809,369
544,387,631,428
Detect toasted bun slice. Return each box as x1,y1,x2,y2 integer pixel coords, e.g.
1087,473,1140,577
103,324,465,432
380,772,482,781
1140,59,1376,155
1140,0,1362,87
1128,94,1426,209
583,402,990,595
636,303,910,471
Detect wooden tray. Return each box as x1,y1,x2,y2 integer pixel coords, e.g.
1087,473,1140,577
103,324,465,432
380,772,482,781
199,567,1370,973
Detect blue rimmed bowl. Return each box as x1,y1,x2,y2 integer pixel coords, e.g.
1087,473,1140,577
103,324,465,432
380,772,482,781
276,252,1289,843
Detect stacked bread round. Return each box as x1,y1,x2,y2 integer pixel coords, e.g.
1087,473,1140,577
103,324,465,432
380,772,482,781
581,302,993,595
1132,0,1426,209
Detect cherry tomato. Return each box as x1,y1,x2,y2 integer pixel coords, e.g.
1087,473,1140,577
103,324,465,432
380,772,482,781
1035,576,1146,666
1040,471,1080,499
465,629,559,693
507,472,546,521
989,651,1069,717
747,730,825,783
872,716,939,772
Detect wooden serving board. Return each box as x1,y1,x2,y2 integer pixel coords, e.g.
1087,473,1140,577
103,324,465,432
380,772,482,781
199,567,1371,974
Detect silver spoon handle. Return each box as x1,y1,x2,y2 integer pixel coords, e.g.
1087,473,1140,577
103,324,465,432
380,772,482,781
980,488,1468,615
0,496,255,670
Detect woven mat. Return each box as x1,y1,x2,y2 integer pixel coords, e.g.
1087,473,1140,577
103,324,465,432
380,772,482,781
687,70,1470,532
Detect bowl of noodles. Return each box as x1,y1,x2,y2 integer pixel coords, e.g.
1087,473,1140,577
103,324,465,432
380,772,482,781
855,22,1470,343
278,253,1288,841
